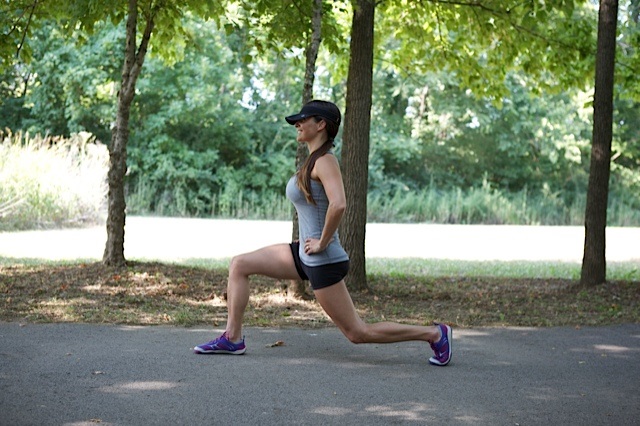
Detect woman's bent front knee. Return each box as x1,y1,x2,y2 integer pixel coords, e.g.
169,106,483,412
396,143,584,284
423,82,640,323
229,254,253,278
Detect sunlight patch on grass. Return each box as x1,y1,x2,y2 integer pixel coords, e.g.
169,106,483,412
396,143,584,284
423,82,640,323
36,296,98,322
366,258,639,281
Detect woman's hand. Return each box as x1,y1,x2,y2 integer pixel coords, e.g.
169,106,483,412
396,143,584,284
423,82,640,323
304,237,331,254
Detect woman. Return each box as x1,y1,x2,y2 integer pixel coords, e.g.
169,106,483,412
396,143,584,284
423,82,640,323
194,100,452,366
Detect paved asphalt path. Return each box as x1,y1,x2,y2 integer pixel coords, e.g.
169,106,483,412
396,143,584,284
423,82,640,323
1,219,640,425
1,323,639,425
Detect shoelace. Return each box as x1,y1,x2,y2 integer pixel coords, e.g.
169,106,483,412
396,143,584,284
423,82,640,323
206,334,226,348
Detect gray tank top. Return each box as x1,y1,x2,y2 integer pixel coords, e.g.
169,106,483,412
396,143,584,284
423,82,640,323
286,174,349,267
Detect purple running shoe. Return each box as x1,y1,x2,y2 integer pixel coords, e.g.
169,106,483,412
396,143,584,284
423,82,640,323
429,323,452,366
194,332,246,355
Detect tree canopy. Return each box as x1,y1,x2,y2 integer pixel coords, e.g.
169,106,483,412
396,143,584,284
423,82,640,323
1,0,638,230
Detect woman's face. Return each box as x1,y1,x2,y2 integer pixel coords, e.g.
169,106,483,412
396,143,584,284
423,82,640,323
294,117,323,142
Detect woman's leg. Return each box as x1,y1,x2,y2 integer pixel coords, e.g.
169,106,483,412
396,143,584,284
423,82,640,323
225,243,301,341
313,280,441,344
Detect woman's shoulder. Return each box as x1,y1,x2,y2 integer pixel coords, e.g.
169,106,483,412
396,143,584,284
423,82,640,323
312,152,342,184
316,151,338,166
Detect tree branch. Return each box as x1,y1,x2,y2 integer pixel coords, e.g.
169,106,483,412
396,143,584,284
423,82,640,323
121,0,141,100
421,0,586,51
15,0,39,59
434,3,447,60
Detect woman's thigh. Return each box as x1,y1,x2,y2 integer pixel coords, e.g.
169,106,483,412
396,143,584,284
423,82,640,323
230,243,301,281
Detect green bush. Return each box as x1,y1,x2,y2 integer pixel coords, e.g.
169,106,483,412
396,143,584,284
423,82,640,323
367,181,640,226
0,131,108,231
2,128,638,229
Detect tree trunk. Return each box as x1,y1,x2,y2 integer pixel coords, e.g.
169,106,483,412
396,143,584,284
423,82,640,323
340,0,375,291
103,0,154,266
288,0,323,298
103,101,130,266
580,0,618,286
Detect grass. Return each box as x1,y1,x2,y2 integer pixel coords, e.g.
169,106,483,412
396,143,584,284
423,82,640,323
367,258,640,280
1,258,638,328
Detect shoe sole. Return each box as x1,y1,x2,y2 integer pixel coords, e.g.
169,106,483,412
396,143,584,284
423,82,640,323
428,324,452,366
193,348,246,355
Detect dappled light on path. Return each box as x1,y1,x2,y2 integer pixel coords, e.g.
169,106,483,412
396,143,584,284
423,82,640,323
1,324,639,425
100,381,179,393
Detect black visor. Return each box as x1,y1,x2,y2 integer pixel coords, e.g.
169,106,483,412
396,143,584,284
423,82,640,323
285,104,341,125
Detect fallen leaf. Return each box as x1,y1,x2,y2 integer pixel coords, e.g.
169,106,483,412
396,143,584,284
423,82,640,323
266,340,285,348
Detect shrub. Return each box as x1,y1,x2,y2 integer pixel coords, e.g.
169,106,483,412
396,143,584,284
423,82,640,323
0,130,108,231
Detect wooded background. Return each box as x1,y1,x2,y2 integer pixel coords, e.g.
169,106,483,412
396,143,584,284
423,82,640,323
2,1,638,221
1,0,638,285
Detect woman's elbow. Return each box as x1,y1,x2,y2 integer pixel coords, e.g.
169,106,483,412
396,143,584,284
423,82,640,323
332,200,346,215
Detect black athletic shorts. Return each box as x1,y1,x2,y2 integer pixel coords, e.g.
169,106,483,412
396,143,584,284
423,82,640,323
289,241,350,290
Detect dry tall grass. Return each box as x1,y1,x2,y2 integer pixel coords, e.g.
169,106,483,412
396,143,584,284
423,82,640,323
0,130,108,230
